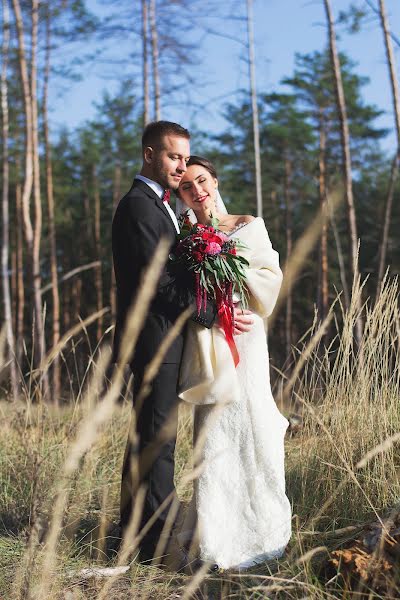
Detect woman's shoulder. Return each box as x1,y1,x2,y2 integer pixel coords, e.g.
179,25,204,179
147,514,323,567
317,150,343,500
231,214,256,226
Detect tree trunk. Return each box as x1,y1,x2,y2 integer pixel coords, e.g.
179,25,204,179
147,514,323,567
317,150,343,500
318,115,329,320
377,154,399,296
149,0,161,120
246,0,263,218
324,0,363,343
270,189,279,240
1,0,19,400
93,166,103,342
43,8,61,403
83,177,92,244
63,282,71,332
71,277,82,322
376,0,400,294
11,250,16,331
284,156,293,359
11,0,33,259
328,194,350,309
31,0,48,395
110,161,121,322
16,175,24,359
142,0,150,125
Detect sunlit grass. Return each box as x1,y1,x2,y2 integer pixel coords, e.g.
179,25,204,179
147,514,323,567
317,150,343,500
1,272,400,597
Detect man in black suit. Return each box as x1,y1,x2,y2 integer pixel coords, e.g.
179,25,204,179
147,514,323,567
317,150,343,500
112,121,252,569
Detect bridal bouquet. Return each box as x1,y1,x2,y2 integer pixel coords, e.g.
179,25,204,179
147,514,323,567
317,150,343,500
170,213,249,365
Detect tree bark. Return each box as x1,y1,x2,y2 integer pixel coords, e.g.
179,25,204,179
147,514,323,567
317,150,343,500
63,282,71,332
83,177,92,244
31,0,48,395
1,0,19,400
149,0,161,120
246,0,263,218
110,161,121,322
324,0,362,342
376,0,400,294
328,194,350,309
377,154,399,294
284,156,293,358
16,174,24,359
93,166,103,342
43,7,61,403
378,0,400,142
11,249,16,331
71,277,82,323
11,0,33,255
318,115,329,320
142,0,150,125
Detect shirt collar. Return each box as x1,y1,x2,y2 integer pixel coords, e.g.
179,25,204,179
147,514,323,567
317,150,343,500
135,174,165,199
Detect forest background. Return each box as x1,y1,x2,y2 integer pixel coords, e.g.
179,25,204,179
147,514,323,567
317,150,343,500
1,1,400,598
1,0,400,401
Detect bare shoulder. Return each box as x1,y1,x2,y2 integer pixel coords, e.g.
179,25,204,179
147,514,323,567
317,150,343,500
218,214,256,232
234,214,255,226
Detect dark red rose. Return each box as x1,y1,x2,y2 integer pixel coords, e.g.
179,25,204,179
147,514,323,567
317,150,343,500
192,251,204,262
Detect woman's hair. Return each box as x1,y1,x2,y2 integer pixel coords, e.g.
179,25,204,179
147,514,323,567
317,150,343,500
186,155,218,179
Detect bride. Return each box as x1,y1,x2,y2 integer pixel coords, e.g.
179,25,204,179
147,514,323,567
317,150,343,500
175,156,292,570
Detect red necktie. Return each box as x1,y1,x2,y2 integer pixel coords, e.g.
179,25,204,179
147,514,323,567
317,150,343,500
163,189,171,204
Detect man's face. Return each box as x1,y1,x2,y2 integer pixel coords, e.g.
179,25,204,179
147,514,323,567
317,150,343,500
147,135,190,191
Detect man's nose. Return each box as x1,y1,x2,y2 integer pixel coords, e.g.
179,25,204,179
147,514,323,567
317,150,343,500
177,158,187,173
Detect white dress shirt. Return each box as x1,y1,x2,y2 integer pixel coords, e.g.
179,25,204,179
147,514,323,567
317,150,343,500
135,174,180,233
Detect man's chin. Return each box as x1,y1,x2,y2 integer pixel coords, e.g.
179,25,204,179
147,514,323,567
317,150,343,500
168,180,180,191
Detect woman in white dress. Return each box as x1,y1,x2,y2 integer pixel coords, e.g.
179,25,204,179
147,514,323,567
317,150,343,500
176,156,292,570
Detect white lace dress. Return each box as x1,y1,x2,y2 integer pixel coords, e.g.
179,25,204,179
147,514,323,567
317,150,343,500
178,218,292,570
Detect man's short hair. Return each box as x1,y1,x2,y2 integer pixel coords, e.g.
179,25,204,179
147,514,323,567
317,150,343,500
142,121,190,150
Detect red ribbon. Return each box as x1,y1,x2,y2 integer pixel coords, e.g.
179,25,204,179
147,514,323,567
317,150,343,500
217,300,239,367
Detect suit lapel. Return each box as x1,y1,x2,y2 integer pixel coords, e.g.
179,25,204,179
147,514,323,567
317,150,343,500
154,196,177,232
131,179,176,234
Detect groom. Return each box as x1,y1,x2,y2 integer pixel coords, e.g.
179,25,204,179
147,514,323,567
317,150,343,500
112,121,253,569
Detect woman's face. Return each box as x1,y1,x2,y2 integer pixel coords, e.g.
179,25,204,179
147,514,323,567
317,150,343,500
178,164,218,214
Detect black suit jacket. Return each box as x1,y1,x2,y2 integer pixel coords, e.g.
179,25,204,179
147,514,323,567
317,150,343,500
112,179,217,369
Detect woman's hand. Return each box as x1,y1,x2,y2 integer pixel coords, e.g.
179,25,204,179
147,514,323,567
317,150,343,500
214,306,254,335
233,307,254,335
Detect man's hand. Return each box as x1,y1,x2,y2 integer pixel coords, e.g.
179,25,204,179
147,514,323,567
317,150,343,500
233,307,254,335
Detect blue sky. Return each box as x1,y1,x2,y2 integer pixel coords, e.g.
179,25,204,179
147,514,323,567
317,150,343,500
49,0,400,154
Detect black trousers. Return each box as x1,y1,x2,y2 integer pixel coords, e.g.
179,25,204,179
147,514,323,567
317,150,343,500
120,362,181,554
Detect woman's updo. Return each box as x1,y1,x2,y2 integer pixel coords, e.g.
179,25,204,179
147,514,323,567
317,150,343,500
186,155,218,179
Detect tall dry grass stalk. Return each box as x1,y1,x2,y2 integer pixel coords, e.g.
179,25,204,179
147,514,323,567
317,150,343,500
287,276,400,532
0,227,399,597
32,240,171,599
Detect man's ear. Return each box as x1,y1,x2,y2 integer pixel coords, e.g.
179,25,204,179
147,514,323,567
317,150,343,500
144,146,153,164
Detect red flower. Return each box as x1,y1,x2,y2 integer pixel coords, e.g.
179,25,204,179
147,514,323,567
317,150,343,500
201,231,223,244
193,251,204,262
205,242,222,255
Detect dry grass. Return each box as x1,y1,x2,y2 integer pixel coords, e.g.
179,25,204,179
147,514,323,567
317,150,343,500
1,266,400,597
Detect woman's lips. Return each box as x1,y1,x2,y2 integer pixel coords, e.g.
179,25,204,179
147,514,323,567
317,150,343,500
195,195,208,203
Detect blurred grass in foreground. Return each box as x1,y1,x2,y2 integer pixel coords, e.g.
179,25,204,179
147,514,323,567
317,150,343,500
0,275,399,598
